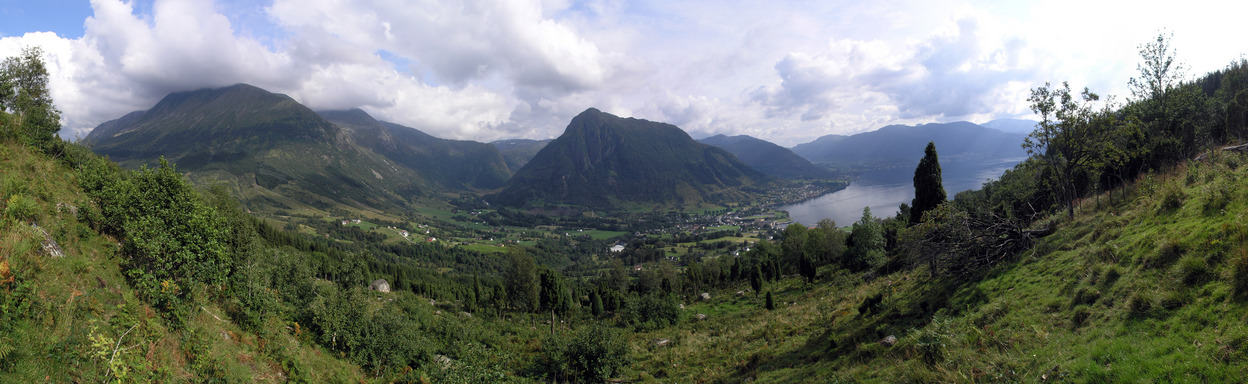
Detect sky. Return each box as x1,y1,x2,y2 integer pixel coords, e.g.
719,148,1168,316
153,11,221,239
2,0,1247,146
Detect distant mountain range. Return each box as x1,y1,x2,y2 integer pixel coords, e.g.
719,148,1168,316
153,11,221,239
791,120,1031,169
318,109,511,189
698,134,836,179
491,139,551,173
82,84,1034,212
981,118,1039,135
493,108,770,208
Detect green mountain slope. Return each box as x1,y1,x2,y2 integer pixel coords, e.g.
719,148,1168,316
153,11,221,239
698,134,836,179
83,84,423,215
493,108,771,208
319,109,512,189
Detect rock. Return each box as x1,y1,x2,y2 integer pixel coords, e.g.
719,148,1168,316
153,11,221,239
736,290,745,296
679,303,685,310
880,335,898,348
700,292,711,301
434,354,453,369
653,338,671,347
32,223,64,258
56,202,78,218
696,313,707,321
369,279,390,293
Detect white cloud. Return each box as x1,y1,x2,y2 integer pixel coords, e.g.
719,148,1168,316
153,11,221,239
2,0,1247,145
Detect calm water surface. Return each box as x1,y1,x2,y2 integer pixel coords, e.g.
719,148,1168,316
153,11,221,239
782,158,1024,226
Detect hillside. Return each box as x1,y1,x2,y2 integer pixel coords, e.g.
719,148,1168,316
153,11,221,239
698,134,837,179
493,108,771,208
624,150,1248,382
319,109,512,190
791,121,1027,169
491,139,552,174
0,141,368,382
83,84,423,215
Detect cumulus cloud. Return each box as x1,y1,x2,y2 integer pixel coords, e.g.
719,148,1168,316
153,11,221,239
750,18,1039,133
4,0,1241,145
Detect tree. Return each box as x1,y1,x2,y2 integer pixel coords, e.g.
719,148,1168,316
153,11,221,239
847,207,886,271
1128,32,1186,103
504,247,539,312
750,265,763,295
911,142,946,224
0,47,61,151
1025,82,1112,217
765,291,776,311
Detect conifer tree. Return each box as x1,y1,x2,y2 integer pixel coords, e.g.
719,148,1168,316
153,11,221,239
911,142,946,224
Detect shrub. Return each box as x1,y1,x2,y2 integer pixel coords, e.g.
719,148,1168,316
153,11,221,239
910,315,954,365
1231,249,1248,299
1070,287,1101,308
1157,183,1185,212
1145,238,1184,269
3,194,37,222
1127,292,1153,318
1176,255,1211,287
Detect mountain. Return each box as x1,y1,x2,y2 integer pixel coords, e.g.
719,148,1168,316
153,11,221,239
491,139,551,173
982,118,1040,134
318,109,511,189
84,84,423,213
698,134,836,179
791,121,1027,169
493,108,770,208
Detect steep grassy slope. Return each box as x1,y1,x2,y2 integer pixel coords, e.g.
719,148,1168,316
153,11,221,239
0,142,366,382
624,151,1248,382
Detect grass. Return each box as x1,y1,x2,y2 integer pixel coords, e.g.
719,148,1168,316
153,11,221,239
622,152,1248,382
0,142,365,383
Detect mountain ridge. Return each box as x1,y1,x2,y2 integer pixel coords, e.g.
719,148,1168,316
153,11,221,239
494,108,770,208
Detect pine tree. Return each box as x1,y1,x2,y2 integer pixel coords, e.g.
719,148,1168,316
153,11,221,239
911,141,946,224
765,291,776,311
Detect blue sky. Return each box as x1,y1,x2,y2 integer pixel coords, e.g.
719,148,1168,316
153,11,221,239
2,0,1247,145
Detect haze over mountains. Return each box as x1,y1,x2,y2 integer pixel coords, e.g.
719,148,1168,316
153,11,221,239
83,83,1034,213
697,134,836,179
791,121,1030,169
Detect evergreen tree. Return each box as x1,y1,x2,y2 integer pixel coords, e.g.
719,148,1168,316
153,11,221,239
750,265,763,295
590,289,604,317
765,291,776,311
911,141,946,224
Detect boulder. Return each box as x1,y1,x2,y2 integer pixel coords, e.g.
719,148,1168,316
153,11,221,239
700,292,711,301
880,335,898,348
696,313,708,321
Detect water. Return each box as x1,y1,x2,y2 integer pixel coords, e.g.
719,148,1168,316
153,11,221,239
781,157,1025,226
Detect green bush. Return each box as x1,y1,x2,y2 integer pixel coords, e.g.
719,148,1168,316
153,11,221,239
910,315,954,365
1145,238,1184,269
1176,255,1211,286
1127,291,1154,319
3,194,37,222
1230,249,1248,299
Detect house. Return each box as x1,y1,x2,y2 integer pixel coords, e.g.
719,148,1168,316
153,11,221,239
609,244,626,253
